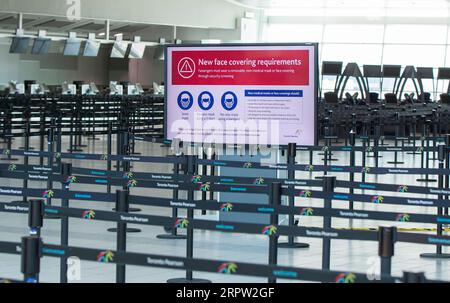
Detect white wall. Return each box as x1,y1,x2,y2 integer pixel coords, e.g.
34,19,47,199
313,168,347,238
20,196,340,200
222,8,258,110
0,0,257,29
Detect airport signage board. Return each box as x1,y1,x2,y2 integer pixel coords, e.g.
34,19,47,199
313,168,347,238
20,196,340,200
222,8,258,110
165,44,318,146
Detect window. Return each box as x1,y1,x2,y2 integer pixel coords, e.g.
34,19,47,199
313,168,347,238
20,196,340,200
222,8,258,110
382,44,446,67
384,25,447,45
323,25,384,43
264,24,323,43
321,43,383,65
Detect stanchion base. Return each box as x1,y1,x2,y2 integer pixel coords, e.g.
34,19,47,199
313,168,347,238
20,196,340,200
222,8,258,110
76,144,88,148
67,149,83,152
167,278,211,284
387,161,404,164
366,155,383,158
278,242,310,249
19,147,35,150
321,158,338,162
87,137,101,141
407,152,421,155
107,228,141,233
420,253,450,259
156,234,187,240
416,178,437,183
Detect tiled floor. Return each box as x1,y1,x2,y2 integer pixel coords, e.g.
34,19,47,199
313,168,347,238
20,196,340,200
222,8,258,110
0,135,449,283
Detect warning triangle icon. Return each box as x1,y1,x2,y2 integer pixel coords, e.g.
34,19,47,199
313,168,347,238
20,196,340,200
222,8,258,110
180,60,193,73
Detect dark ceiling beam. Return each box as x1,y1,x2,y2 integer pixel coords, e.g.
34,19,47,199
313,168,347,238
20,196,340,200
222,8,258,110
58,20,96,31
22,17,55,28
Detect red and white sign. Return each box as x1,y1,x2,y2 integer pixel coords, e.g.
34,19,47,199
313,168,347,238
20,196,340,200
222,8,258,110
171,50,310,86
165,44,317,146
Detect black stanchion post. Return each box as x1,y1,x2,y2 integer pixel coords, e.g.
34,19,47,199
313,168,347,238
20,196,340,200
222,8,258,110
39,113,45,165
323,127,329,177
28,199,44,237
322,176,336,271
60,162,72,283
278,143,309,249
374,125,381,168
157,138,187,240
445,134,450,216
168,154,210,283
417,120,437,183
349,130,356,211
378,226,396,276
420,143,450,259
107,121,113,194
361,137,367,183
116,189,129,283
46,127,55,207
56,116,63,170
268,182,281,283
387,113,404,165
21,122,31,204
21,236,41,283
402,272,426,283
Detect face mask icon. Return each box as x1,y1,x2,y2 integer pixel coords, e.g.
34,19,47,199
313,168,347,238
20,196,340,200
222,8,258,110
202,97,210,105
224,97,234,109
221,92,237,111
178,91,193,110
198,92,214,110
181,95,190,108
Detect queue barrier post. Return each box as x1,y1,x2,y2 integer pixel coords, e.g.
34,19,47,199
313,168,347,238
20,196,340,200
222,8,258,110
21,236,41,283
268,182,281,283
402,272,426,283
378,226,396,276
46,127,55,207
421,143,450,259
387,113,404,165
349,131,356,211
278,143,309,249
28,199,44,237
322,175,336,271
116,189,129,283
107,121,113,194
374,125,381,167
60,162,72,283
39,112,45,165
445,134,450,215
157,138,187,240
55,117,63,170
168,154,210,283
361,137,367,182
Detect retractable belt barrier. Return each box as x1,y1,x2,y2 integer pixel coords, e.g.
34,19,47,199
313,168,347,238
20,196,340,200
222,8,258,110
0,240,398,283
2,147,450,176
2,200,450,249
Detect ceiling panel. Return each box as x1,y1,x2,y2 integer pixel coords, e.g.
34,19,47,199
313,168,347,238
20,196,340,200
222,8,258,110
232,0,450,8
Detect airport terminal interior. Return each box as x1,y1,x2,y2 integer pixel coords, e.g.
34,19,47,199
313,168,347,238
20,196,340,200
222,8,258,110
2,0,450,284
